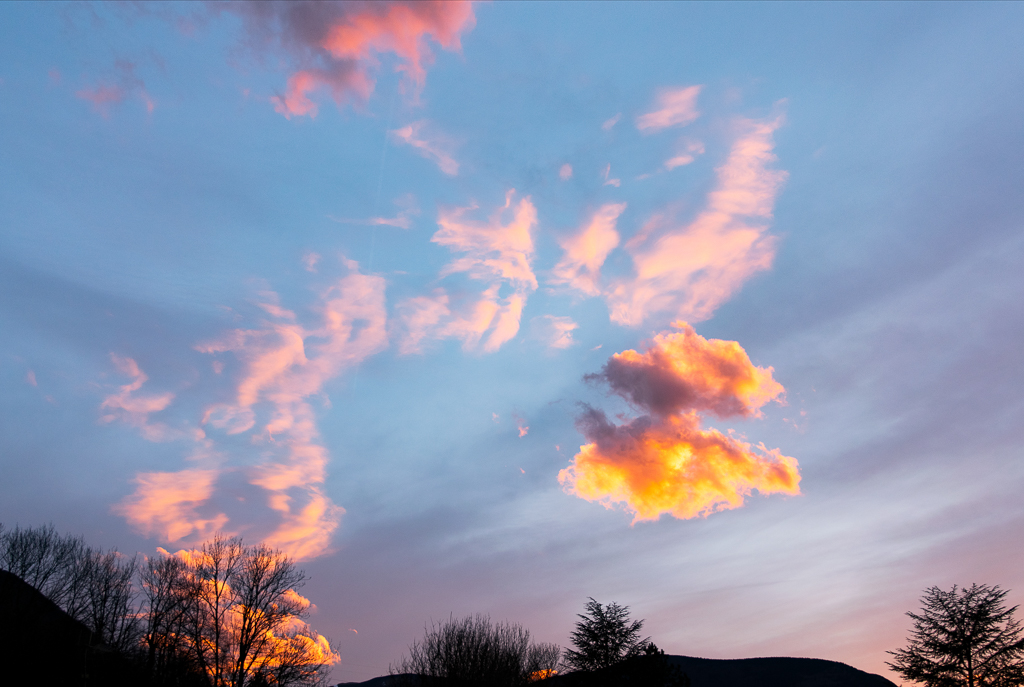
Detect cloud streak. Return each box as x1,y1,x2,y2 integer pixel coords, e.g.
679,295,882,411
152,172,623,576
390,121,459,175
636,85,701,133
398,191,538,354
607,114,788,326
559,323,799,522
551,203,625,297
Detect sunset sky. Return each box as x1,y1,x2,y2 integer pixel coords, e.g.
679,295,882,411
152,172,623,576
3,2,1024,683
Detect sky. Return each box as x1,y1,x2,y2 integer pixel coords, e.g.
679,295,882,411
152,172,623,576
2,1,1024,683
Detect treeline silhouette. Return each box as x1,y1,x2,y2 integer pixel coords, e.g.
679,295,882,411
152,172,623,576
0,524,337,687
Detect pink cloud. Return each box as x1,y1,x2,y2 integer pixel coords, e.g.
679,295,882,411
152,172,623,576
551,203,626,297
532,315,579,350
330,193,421,229
664,140,705,171
76,59,153,118
602,113,622,131
25,370,37,387
100,354,180,442
113,469,228,542
389,121,459,175
601,163,621,187
229,1,476,118
559,163,573,180
606,115,788,326
636,85,702,133
513,412,529,438
397,192,538,354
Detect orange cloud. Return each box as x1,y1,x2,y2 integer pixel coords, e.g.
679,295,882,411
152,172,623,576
559,409,799,522
113,469,228,542
390,121,459,175
233,1,476,118
551,203,625,297
397,191,538,354
560,323,798,522
607,115,787,326
636,85,702,133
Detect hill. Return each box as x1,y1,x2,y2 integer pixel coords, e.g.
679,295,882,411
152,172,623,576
336,656,897,687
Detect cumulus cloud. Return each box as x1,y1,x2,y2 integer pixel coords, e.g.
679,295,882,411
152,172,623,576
607,114,788,326
551,203,625,297
225,1,476,118
636,85,702,133
397,191,538,354
390,121,459,175
559,323,799,522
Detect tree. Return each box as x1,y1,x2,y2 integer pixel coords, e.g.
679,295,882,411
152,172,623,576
392,614,561,687
562,598,650,673
887,584,1024,687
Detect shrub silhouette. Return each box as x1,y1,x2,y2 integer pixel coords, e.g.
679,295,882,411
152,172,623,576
391,614,560,687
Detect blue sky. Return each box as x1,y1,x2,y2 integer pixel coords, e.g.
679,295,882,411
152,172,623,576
3,2,1024,682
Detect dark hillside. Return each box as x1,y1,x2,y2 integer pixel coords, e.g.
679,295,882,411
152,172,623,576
337,656,897,687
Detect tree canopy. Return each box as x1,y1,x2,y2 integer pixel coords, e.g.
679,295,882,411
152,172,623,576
887,583,1024,687
562,598,650,673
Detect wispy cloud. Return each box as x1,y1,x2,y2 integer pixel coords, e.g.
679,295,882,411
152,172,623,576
531,315,579,350
559,163,573,180
559,323,798,522
664,140,705,170
607,114,787,327
100,354,182,442
636,85,702,133
389,122,459,175
601,163,621,187
602,113,622,131
330,194,420,229
550,203,625,297
76,59,154,118
226,1,476,118
397,191,538,354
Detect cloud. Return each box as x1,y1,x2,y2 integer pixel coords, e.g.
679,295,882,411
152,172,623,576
559,164,573,180
195,270,388,559
559,323,798,522
76,59,153,117
602,113,622,131
113,469,228,542
601,163,621,187
396,191,538,354
389,121,459,175
330,193,421,229
550,203,626,297
531,315,579,350
25,370,37,387
227,1,476,118
636,85,702,133
303,252,321,273
664,140,705,171
112,267,387,561
513,412,529,437
607,114,787,326
100,354,181,442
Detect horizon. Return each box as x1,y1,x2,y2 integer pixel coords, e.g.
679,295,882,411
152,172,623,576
2,2,1024,684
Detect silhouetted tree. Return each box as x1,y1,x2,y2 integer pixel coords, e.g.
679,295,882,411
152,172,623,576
887,584,1024,687
392,614,560,687
562,598,649,673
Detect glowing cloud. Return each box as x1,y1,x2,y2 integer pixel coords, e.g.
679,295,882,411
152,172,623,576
113,469,228,542
390,121,459,175
551,203,626,297
513,412,529,437
664,140,705,171
607,114,787,326
229,1,476,118
560,323,798,522
636,85,702,132
397,191,538,354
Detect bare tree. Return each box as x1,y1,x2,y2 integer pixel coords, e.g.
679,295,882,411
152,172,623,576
81,547,140,652
141,553,198,683
393,614,560,687
888,584,1024,687
0,523,88,611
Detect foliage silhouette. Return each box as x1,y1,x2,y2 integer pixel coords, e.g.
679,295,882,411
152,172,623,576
562,598,650,673
391,614,560,687
887,583,1024,687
